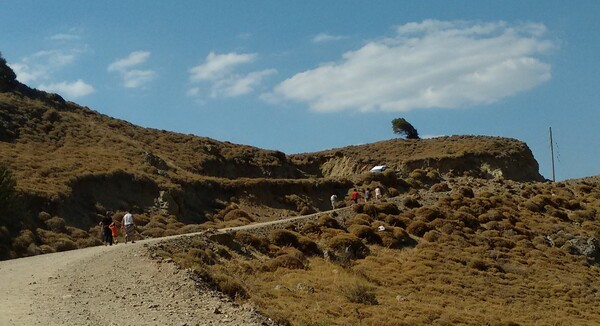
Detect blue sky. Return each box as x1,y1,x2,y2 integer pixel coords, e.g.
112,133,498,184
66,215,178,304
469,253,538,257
1,1,599,181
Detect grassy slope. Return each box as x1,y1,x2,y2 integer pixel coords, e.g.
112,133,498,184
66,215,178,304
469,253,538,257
158,175,600,325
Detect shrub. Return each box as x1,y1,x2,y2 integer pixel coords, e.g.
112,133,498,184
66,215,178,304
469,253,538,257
0,163,19,226
423,230,442,242
406,220,430,237
12,229,37,253
52,237,78,252
269,229,300,247
234,231,269,252
380,227,413,248
142,227,165,238
375,202,400,215
348,225,381,244
76,237,102,248
342,282,378,305
453,186,474,198
431,182,451,192
297,236,320,256
223,209,253,222
317,214,343,229
347,214,373,227
384,215,409,228
363,204,378,217
211,272,248,299
66,226,89,239
415,207,444,222
38,211,52,222
468,258,489,271
327,233,369,260
387,187,400,197
265,247,307,271
44,217,67,233
403,197,421,208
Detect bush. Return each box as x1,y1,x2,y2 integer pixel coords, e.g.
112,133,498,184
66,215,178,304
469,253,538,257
347,214,372,227
269,229,300,247
234,231,269,252
380,227,413,249
348,224,381,244
403,197,421,209
342,282,378,305
0,163,19,226
44,217,67,233
431,182,451,192
142,227,165,238
12,229,37,253
406,220,430,237
327,233,369,260
317,214,343,229
211,272,248,299
52,237,78,252
297,236,320,256
375,202,400,215
265,247,307,271
415,207,444,222
223,209,253,222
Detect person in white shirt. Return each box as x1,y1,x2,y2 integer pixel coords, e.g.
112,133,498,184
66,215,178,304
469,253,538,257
330,194,338,209
375,186,382,200
121,212,135,244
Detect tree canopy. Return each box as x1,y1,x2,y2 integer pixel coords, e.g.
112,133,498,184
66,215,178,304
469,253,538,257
391,118,419,139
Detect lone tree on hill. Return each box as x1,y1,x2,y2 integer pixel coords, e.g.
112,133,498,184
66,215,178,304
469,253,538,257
391,118,419,139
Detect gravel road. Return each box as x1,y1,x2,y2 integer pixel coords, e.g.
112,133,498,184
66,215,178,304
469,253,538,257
0,236,275,326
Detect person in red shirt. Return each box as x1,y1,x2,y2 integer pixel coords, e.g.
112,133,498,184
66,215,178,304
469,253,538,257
109,221,119,244
351,189,359,204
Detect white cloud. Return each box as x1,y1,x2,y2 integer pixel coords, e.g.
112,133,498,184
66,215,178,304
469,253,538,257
108,51,156,88
9,49,80,84
48,27,83,42
189,52,256,81
108,51,151,72
9,63,45,84
272,20,554,113
123,70,157,88
313,33,348,43
211,69,277,98
38,79,95,98
188,52,275,99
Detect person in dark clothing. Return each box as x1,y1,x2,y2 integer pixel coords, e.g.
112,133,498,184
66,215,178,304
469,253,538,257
100,211,114,246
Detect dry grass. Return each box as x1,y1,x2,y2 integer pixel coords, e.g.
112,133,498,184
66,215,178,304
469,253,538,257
155,175,600,326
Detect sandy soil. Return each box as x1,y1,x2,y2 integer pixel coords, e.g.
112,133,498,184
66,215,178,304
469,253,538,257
0,236,275,326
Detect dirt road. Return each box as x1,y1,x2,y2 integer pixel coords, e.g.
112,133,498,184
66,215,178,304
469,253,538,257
0,207,356,326
0,236,275,326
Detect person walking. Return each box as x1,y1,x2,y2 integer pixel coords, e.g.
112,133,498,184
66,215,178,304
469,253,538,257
109,221,119,244
351,189,359,204
375,186,382,200
101,212,113,246
121,211,135,244
330,194,338,209
364,188,371,203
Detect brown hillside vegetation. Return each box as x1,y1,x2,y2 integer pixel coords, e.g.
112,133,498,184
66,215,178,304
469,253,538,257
0,56,546,261
155,175,600,325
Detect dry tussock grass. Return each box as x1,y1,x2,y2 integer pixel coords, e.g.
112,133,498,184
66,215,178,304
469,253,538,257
156,176,600,325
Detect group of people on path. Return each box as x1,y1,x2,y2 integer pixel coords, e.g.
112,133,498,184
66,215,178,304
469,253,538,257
99,211,137,246
330,185,383,209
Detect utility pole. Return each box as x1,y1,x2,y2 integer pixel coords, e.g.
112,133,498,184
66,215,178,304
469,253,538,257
549,127,555,182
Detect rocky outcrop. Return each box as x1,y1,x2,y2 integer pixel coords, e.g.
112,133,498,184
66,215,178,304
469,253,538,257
293,136,544,182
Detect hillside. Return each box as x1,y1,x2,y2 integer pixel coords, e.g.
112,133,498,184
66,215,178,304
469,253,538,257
156,174,600,325
1,55,543,260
